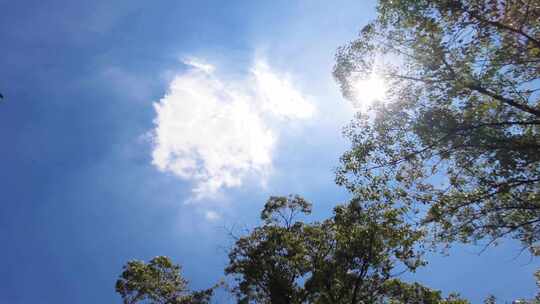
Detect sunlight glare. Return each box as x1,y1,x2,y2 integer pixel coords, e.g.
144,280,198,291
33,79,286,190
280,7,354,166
351,73,386,109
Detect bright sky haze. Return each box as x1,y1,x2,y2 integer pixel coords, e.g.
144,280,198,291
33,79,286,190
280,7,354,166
0,1,538,303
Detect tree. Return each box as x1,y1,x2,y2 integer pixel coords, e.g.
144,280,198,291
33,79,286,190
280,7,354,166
225,195,314,303
115,256,215,304
225,195,467,303
333,0,540,254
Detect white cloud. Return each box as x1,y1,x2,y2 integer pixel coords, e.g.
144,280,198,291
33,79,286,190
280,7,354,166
204,210,221,221
151,57,315,200
182,57,215,74
252,61,315,120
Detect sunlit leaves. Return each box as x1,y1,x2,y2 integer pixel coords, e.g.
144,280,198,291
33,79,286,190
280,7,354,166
334,0,540,254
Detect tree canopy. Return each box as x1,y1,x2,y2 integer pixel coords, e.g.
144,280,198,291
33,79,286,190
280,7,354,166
115,256,215,304
333,0,540,254
225,195,466,304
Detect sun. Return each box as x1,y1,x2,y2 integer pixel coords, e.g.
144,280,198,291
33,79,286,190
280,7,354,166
351,73,386,109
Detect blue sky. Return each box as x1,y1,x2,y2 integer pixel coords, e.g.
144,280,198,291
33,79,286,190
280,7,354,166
0,1,538,303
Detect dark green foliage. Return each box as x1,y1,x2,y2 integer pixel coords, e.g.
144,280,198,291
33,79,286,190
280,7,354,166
115,256,214,304
225,195,465,303
225,195,314,303
382,279,469,304
334,0,540,254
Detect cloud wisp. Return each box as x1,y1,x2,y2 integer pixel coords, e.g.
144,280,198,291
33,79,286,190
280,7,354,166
151,58,315,200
